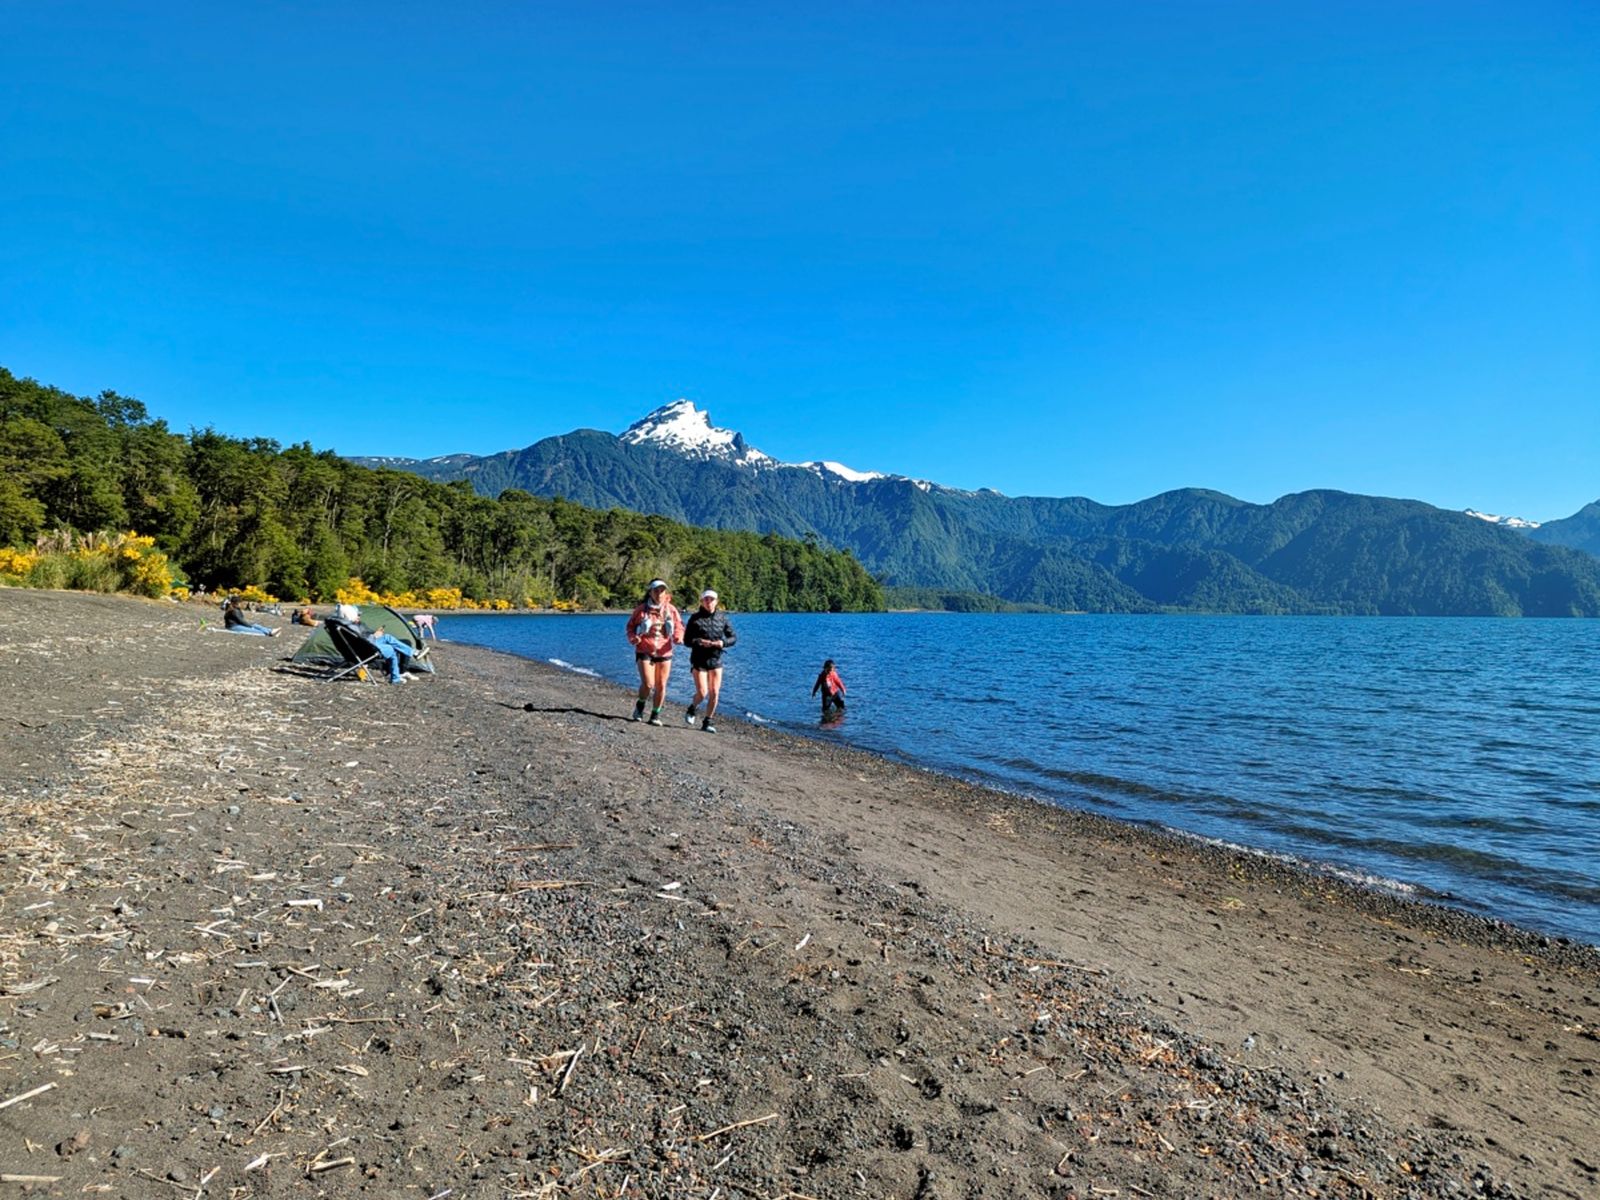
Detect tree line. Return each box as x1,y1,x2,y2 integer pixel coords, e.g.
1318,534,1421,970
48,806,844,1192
0,367,883,612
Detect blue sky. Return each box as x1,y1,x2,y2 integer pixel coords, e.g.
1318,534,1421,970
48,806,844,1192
2,2,1595,519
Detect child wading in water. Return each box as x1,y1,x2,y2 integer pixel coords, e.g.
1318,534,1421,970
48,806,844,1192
812,659,847,722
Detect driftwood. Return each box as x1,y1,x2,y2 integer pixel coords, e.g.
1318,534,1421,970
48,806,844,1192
0,1082,56,1111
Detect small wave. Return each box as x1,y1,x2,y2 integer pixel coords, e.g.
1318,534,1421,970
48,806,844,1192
1323,865,1420,895
1186,833,1419,898
745,711,771,724
548,658,601,678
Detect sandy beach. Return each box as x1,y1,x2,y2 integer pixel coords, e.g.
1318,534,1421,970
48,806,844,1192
1,590,1596,1199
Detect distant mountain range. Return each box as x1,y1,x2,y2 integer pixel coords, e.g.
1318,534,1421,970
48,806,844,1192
1528,501,1600,558
351,401,1600,616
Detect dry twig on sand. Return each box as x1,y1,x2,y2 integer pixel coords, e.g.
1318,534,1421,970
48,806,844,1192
694,1113,779,1143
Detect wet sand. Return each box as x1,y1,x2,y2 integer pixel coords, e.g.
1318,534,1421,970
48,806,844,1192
1,589,1596,1198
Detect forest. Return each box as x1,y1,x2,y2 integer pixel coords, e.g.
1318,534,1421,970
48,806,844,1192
0,367,883,612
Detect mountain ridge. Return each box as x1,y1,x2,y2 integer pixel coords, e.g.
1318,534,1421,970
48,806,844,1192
1529,501,1600,558
350,402,1600,616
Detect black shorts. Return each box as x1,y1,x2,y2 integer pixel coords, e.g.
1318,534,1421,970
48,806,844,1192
690,650,724,672
636,652,673,664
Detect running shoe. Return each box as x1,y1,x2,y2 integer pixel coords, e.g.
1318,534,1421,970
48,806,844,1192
647,711,664,727
684,706,698,725
631,701,646,722
701,720,717,734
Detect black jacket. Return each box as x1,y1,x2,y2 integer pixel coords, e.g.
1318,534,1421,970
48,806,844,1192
684,607,736,655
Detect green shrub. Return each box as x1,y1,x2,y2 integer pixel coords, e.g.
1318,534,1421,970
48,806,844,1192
64,552,121,593
24,555,69,590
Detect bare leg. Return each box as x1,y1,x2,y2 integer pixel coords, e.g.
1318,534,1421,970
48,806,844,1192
651,661,671,714
632,658,651,719
703,667,723,722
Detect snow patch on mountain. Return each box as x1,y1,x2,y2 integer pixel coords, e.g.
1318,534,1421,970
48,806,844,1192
801,460,886,483
620,400,773,466
1465,509,1541,530
357,455,421,467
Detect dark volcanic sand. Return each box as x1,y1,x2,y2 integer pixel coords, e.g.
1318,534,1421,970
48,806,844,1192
1,589,1596,1199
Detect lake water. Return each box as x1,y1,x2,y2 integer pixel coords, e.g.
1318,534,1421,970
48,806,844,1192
441,612,1600,947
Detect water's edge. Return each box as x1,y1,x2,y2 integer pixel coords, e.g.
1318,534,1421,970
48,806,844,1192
450,634,1600,958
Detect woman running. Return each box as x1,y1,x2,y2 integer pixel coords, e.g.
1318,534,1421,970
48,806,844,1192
626,579,682,725
683,589,736,733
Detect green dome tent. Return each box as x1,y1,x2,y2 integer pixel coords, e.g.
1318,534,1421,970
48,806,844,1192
290,604,431,669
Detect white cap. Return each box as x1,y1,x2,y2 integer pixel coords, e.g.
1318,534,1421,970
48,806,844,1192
648,579,667,590
701,589,718,600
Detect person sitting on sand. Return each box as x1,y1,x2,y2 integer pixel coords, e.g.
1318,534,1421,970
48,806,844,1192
812,659,846,721
683,589,736,734
366,622,418,685
223,596,279,637
626,579,682,725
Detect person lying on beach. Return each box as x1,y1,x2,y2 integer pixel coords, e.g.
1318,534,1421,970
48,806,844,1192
683,589,736,733
222,597,279,637
812,659,846,721
626,579,682,725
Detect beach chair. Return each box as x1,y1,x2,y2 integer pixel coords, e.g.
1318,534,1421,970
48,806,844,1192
321,619,385,684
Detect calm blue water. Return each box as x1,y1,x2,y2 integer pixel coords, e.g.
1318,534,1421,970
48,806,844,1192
443,613,1600,946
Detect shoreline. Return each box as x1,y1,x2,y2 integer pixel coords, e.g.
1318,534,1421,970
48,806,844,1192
3,588,1597,1198
475,629,1600,957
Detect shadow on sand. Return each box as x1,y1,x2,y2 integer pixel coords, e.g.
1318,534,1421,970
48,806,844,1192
503,701,634,723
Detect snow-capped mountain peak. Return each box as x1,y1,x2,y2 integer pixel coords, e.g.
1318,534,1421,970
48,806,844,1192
620,400,772,466
619,399,974,494
1465,508,1541,530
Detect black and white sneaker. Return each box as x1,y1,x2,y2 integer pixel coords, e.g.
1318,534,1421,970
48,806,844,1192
631,701,646,722
647,711,664,727
684,705,698,725
701,719,717,734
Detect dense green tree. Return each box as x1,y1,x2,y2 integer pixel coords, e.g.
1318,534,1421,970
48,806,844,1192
0,416,67,543
0,366,883,612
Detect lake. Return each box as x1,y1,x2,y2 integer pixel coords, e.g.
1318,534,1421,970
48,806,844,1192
440,611,1600,947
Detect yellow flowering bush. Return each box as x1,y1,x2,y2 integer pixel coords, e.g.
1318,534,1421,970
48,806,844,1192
335,578,381,605
0,547,39,579
231,584,279,604
128,549,175,597
422,586,468,608
2,531,178,598
333,578,536,610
